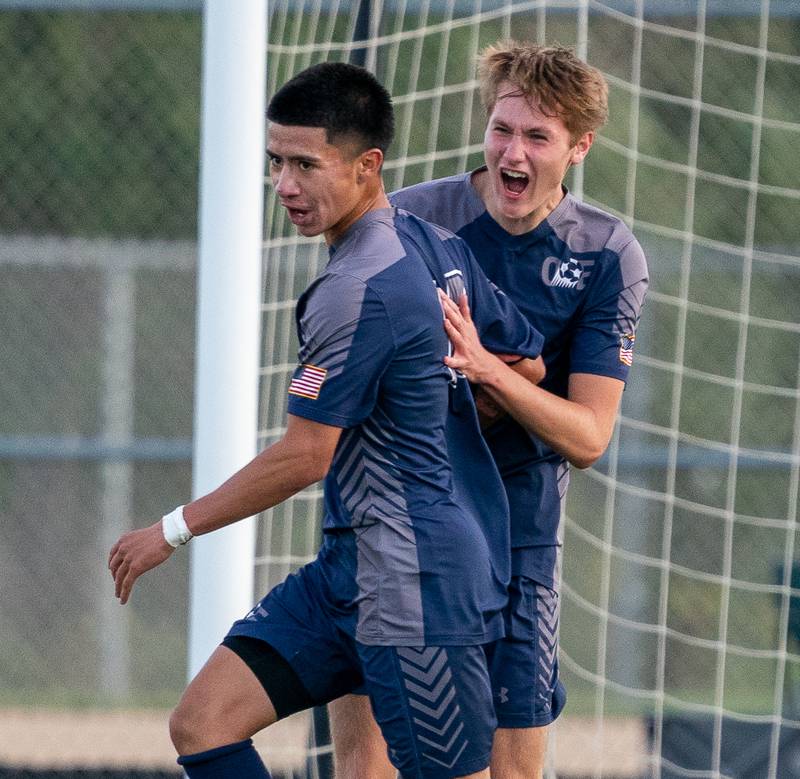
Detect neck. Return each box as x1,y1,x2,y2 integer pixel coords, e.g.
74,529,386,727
471,169,564,236
325,185,390,246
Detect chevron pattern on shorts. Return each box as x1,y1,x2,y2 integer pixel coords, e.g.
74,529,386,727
535,584,560,711
397,646,469,769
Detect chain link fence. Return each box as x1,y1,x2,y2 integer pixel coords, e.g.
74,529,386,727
0,3,202,741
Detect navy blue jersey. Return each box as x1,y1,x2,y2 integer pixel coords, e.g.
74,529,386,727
286,207,543,646
391,171,649,587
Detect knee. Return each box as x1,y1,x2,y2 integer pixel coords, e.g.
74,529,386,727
330,699,393,779
169,698,206,754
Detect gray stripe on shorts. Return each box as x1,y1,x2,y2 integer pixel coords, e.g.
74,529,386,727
397,647,470,769
536,584,560,712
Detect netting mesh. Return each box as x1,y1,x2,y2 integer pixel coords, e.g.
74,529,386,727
0,7,201,720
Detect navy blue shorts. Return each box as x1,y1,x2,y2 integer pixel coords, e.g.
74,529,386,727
226,558,495,778
485,575,566,728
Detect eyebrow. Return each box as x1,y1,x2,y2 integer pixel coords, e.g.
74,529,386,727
266,147,321,164
492,118,552,134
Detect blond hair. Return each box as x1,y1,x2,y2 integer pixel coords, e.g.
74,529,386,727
478,41,609,141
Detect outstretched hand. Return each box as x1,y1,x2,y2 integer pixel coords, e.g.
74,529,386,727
108,523,174,605
439,290,512,385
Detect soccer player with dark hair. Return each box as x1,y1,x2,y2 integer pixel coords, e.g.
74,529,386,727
108,61,545,779
331,42,649,779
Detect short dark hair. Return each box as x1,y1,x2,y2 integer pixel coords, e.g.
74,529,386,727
267,62,394,155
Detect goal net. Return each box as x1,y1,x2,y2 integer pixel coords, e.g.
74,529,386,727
256,2,800,777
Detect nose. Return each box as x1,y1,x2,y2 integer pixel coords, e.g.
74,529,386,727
501,132,525,164
273,168,300,198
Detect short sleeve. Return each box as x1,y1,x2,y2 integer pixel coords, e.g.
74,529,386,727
569,238,648,381
288,272,395,427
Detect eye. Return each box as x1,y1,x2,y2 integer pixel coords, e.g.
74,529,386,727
298,160,313,171
268,155,281,168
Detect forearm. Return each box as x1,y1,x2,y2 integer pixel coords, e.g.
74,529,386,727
439,290,614,465
183,438,327,536
110,415,339,604
479,369,611,468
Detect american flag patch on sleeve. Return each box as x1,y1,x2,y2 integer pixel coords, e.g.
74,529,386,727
619,333,635,366
288,364,327,400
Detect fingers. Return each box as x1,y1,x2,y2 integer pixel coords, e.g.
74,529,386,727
437,289,459,312
109,545,129,601
108,534,137,604
457,291,473,323
111,551,139,605
438,289,469,330
442,315,467,357
117,569,135,605
109,524,174,605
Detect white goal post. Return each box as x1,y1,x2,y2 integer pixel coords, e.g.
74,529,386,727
188,0,267,677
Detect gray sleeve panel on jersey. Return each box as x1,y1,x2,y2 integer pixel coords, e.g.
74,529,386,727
290,272,396,428
332,215,411,286
390,175,483,234
299,218,408,373
554,200,649,380
289,218,411,428
554,196,649,285
296,272,369,383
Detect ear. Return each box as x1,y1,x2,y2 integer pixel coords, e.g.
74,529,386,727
570,131,594,166
357,148,384,182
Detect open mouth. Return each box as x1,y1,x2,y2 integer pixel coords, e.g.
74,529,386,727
282,204,311,222
501,169,529,196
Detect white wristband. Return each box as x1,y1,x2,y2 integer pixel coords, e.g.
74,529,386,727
162,505,193,548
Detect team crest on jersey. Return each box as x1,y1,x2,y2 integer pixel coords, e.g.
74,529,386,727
541,256,593,290
288,363,327,399
619,333,635,366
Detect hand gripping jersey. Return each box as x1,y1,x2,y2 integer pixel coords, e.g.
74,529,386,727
391,171,649,587
286,207,544,647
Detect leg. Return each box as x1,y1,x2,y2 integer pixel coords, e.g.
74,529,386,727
491,726,548,779
329,694,396,779
168,644,276,778
488,577,566,779
169,644,277,755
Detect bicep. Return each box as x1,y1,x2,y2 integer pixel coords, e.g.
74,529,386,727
568,373,625,445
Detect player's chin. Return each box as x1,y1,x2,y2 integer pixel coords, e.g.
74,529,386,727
294,221,322,237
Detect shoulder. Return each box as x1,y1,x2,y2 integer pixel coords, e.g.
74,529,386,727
392,208,477,275
301,269,370,325
390,172,484,233
553,195,648,281
391,172,468,202
393,206,460,242
333,212,408,283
